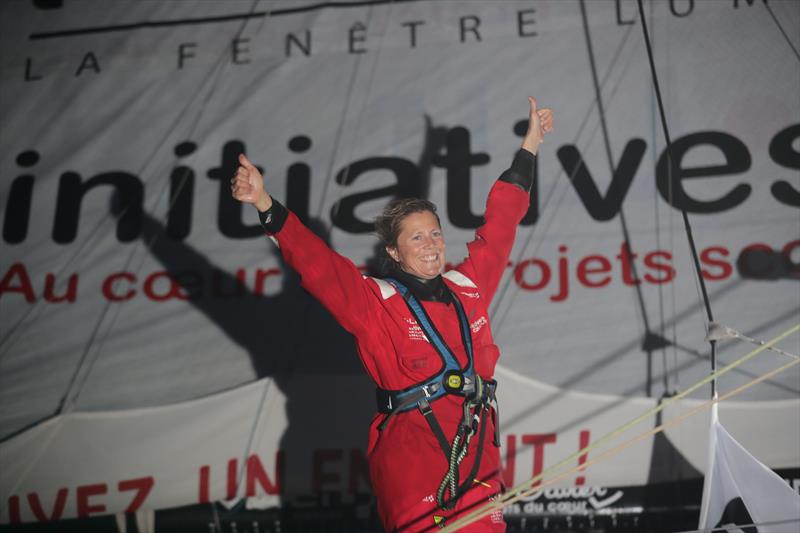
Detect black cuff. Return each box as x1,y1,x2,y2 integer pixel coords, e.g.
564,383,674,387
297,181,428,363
258,199,289,234
498,148,536,192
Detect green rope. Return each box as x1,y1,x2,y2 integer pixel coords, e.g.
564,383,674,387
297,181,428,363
441,323,800,532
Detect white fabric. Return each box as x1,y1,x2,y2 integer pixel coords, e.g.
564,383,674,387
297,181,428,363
698,403,800,533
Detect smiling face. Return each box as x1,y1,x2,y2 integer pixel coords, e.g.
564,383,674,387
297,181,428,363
386,210,446,280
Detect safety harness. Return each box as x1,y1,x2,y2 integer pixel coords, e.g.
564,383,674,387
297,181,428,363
375,277,499,511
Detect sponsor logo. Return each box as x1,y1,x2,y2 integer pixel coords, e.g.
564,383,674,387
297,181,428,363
470,316,487,333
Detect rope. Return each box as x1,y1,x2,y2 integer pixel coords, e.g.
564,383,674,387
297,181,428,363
635,0,720,397
763,0,800,63
578,0,662,397
443,354,800,532
439,323,799,532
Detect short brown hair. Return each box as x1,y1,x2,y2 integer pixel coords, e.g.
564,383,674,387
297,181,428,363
374,197,440,248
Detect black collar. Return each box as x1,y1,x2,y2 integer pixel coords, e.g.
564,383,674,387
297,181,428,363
389,269,453,305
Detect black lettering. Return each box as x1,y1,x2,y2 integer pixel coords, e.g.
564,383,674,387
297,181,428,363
331,158,421,233
432,127,490,228
769,124,800,207
349,22,367,54
656,131,751,213
287,136,312,225
232,38,250,64
615,0,635,25
402,21,424,48
669,0,694,17
207,141,263,239
556,139,647,221
178,43,196,69
75,52,101,76
4,151,39,244
733,0,767,8
286,30,311,57
33,0,62,8
53,171,143,244
25,58,43,81
167,142,196,240
517,9,537,37
459,15,481,42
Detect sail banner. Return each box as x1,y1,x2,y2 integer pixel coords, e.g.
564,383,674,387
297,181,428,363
1,0,798,524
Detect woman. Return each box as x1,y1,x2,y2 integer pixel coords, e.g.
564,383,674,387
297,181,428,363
232,97,553,532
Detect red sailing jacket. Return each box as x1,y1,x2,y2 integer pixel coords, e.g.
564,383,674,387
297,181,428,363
269,180,529,531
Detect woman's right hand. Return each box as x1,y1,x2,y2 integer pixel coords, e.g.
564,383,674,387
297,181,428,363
231,153,272,212
521,96,554,155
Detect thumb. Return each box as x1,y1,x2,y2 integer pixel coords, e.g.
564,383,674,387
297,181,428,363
239,153,256,170
528,96,538,114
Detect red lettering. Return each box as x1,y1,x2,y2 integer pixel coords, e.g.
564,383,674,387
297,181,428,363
174,270,203,300
575,430,591,486
348,448,371,493
198,465,210,504
227,458,238,500
211,268,247,299
103,272,136,301
501,434,517,487
144,271,188,301
781,239,800,277
550,247,570,302
246,453,282,496
0,263,36,302
616,242,641,286
254,268,281,295
43,273,78,303
522,433,557,487
76,483,106,518
514,258,550,291
27,489,67,521
643,250,675,284
700,246,732,280
8,495,21,523
576,255,612,287
312,449,342,492
118,476,154,513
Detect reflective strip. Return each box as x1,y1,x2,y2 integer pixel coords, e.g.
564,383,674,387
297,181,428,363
443,270,477,289
368,277,398,299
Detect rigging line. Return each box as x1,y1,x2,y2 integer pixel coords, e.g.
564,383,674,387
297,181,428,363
635,0,713,326
489,20,638,334
643,0,677,394
486,358,800,533
653,0,681,394
763,0,800,63
706,321,800,360
578,0,661,397
56,0,268,415
441,324,800,532
0,21,248,360
495,301,799,436
322,0,396,221
635,0,718,397
445,355,800,532
315,3,382,220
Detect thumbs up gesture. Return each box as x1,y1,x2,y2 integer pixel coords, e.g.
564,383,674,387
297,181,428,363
231,153,272,212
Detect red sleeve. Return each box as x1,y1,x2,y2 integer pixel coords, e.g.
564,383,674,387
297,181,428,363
270,211,378,336
454,180,530,303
